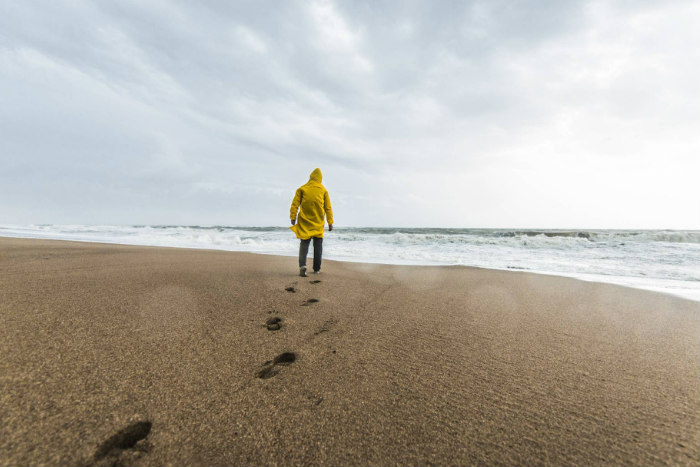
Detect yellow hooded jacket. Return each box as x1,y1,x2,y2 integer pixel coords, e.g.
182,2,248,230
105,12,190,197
290,168,334,239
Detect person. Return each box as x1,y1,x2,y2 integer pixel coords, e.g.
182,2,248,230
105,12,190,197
290,168,333,277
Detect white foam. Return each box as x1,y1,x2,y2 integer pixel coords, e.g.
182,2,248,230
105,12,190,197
1,225,698,301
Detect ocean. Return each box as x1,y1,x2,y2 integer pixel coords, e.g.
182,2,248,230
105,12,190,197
1,224,698,301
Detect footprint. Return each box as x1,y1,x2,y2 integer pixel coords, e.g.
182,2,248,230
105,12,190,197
257,366,279,379
266,317,282,331
304,392,324,406
285,286,296,293
274,352,296,364
257,352,297,379
301,298,319,306
313,318,337,336
310,280,322,284
94,420,152,461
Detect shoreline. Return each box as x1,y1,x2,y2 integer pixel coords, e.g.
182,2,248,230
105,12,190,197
1,233,697,303
1,237,698,466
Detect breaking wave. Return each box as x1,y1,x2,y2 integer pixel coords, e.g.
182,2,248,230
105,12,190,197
1,224,698,301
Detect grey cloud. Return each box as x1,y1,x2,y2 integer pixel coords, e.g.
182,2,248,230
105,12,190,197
1,0,698,227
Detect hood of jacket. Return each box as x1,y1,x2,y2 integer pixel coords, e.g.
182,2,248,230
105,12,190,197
309,168,322,183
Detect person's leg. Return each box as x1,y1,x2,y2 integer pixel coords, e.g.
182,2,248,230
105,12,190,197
312,237,323,272
299,239,311,268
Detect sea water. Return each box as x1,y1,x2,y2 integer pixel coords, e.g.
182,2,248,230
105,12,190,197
1,224,698,301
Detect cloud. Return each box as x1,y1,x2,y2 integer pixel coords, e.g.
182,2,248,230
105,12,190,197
0,0,698,228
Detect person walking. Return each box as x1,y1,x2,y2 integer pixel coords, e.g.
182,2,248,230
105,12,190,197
290,168,333,277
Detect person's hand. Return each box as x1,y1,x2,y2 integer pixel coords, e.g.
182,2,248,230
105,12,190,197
328,224,333,231
291,219,296,226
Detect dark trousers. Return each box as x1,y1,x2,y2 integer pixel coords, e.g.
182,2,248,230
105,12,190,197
299,237,323,271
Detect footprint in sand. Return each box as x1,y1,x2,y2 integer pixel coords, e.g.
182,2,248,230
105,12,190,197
313,317,337,336
310,280,322,284
257,352,297,379
93,420,152,462
285,286,296,293
266,317,282,331
301,298,319,306
304,392,324,406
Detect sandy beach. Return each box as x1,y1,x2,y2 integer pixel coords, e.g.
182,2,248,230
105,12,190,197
0,237,698,466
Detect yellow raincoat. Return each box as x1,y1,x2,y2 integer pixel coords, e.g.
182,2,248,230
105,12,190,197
290,168,334,239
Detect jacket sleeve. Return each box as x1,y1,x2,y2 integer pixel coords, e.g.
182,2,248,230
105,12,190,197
324,190,334,225
290,188,302,220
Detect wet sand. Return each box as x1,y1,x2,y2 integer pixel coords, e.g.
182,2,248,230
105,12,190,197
0,237,698,466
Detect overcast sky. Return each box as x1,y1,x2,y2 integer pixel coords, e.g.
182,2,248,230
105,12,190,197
1,0,698,229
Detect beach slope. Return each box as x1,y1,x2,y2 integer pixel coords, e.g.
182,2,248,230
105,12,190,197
0,238,698,466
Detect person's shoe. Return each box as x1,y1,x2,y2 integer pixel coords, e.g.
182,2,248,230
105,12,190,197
313,270,321,274
299,266,307,277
